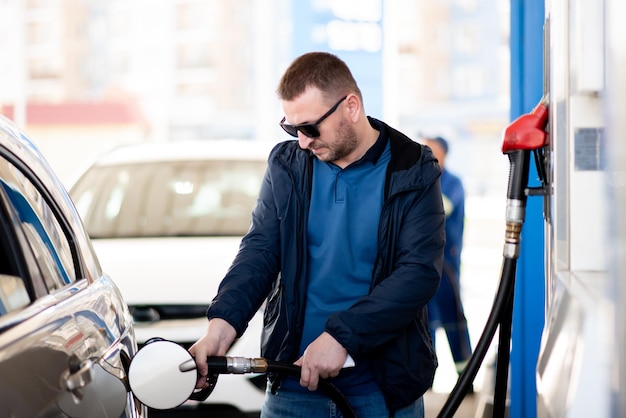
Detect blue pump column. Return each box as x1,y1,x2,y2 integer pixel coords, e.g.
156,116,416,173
509,1,545,418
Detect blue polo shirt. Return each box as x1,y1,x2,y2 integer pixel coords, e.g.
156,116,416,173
282,120,391,395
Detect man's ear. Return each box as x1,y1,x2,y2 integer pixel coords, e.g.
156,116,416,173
345,94,361,122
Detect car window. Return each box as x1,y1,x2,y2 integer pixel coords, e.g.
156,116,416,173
72,160,266,238
0,274,30,315
0,156,76,300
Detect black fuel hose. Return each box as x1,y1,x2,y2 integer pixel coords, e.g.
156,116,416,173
439,149,531,417
437,257,517,417
494,281,515,417
265,360,357,418
189,255,517,418
196,356,357,418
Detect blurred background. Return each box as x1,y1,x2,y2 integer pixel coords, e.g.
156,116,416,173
0,0,510,191
0,0,510,399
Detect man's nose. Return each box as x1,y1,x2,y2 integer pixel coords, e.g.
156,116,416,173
298,134,314,149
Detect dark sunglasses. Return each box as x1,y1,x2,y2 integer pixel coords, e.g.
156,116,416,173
280,96,347,138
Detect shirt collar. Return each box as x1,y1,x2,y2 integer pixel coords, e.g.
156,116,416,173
361,117,388,164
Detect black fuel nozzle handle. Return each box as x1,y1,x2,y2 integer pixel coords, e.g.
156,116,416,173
188,373,219,401
506,149,531,202
187,357,268,402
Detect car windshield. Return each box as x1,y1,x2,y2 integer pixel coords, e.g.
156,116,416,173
70,160,266,238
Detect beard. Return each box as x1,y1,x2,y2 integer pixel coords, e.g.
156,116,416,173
317,119,358,163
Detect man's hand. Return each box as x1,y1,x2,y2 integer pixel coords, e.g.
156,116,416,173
189,318,237,389
294,332,348,391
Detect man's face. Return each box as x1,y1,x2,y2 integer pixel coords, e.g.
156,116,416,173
424,139,446,168
281,87,357,165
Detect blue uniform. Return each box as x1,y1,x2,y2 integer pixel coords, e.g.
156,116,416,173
427,168,473,372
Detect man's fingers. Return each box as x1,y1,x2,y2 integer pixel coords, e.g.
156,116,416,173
306,372,319,391
195,375,208,389
299,366,321,391
189,348,208,377
299,364,310,387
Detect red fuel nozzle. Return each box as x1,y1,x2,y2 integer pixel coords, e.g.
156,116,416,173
502,96,549,153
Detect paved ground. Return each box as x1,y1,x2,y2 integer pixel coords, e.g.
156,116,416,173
424,390,479,417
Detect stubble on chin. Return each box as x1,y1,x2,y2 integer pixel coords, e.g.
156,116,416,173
310,120,358,164
330,121,357,163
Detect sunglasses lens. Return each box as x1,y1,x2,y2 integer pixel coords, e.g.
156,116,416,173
280,123,320,138
298,125,320,138
280,123,299,138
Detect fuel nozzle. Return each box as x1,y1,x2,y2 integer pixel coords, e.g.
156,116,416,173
179,356,269,374
208,356,269,374
502,94,549,153
500,96,550,259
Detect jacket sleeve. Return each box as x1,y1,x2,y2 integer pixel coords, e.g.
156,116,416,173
325,168,445,356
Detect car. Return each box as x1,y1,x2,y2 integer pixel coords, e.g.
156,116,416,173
68,139,276,416
0,114,143,418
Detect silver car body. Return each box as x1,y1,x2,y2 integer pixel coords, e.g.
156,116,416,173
69,140,277,414
0,115,142,417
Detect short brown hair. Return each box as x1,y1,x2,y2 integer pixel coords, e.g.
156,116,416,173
276,52,362,104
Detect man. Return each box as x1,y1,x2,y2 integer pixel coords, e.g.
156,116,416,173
190,52,445,417
423,136,473,382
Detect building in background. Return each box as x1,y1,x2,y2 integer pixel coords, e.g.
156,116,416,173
289,0,384,118
389,0,510,194
0,0,509,193
0,0,287,142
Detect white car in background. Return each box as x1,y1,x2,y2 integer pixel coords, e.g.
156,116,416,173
69,140,276,417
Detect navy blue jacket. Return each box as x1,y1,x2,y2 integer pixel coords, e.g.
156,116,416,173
207,117,445,410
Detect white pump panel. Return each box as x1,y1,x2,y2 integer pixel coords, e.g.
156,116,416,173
537,0,614,416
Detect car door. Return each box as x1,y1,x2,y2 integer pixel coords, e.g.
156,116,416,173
0,146,142,418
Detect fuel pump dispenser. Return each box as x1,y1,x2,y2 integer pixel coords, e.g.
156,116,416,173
536,1,613,416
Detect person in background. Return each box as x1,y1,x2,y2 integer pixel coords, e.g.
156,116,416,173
422,136,473,386
189,51,446,418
